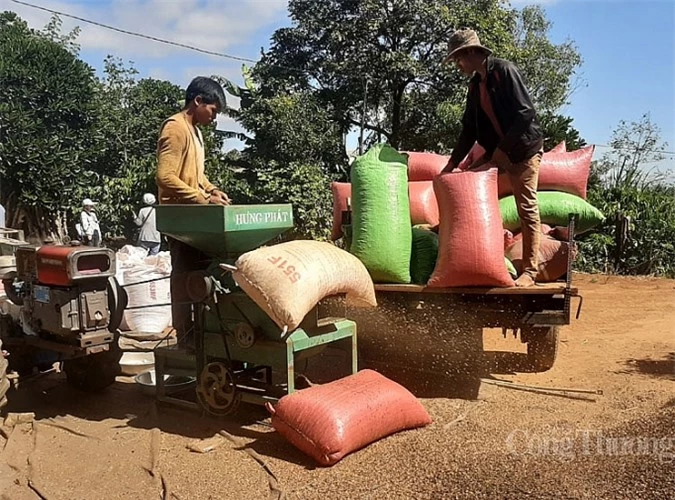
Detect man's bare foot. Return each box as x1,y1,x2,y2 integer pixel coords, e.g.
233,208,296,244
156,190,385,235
514,273,535,287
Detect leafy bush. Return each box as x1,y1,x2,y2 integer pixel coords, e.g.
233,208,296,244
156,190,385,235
252,160,334,241
576,183,675,277
575,115,675,277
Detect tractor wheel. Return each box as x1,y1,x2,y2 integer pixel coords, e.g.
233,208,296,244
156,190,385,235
0,338,9,409
525,326,560,372
63,342,122,392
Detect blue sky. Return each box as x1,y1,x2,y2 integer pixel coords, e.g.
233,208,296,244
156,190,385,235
2,0,674,174
540,0,675,173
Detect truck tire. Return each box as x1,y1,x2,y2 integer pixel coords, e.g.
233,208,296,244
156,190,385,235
63,342,122,392
0,339,9,409
525,326,560,372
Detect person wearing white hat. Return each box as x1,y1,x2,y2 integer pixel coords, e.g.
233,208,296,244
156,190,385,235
80,198,102,246
133,193,161,255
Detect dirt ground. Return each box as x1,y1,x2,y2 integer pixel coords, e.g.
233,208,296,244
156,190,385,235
1,273,673,500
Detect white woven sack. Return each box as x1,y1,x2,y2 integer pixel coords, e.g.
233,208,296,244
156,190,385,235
232,240,377,331
122,265,171,334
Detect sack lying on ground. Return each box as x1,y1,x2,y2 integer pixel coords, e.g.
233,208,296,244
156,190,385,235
406,151,449,181
232,240,376,332
410,226,439,285
506,236,576,282
497,145,595,199
409,181,440,227
350,144,412,283
330,182,351,241
499,191,605,234
429,168,514,287
267,369,432,466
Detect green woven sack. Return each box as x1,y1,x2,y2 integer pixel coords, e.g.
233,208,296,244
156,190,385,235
505,257,517,278
499,191,604,234
350,144,411,283
410,226,439,284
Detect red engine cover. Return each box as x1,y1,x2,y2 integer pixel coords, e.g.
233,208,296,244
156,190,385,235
36,246,115,286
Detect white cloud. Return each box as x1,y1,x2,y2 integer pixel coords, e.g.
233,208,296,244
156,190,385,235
2,0,289,59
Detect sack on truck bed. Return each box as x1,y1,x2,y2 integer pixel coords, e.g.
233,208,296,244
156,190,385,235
505,224,553,249
232,240,376,332
429,168,515,287
549,141,566,153
410,226,439,285
406,151,449,181
458,142,486,170
409,181,440,227
350,144,412,283
497,145,595,199
267,369,432,466
330,182,351,241
499,191,605,234
332,180,439,240
505,257,518,278
506,236,576,282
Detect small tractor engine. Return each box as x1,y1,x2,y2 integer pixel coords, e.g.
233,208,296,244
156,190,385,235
7,245,122,344
1,245,127,391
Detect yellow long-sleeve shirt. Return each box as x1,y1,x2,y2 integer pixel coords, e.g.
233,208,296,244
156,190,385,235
156,112,216,204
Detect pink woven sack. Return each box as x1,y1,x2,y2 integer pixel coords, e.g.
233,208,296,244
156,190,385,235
497,145,595,199
409,181,440,226
406,151,449,181
506,236,576,282
330,182,351,240
429,168,514,287
267,369,432,466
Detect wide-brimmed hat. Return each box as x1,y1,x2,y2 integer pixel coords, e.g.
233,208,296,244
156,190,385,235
444,29,492,63
82,198,97,207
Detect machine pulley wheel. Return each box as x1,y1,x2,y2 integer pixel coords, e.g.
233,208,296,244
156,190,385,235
186,271,213,303
196,361,240,416
234,323,256,349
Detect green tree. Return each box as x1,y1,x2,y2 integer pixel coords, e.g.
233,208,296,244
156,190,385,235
84,61,239,243
577,114,675,276
0,11,99,241
83,57,184,242
504,6,582,116
539,113,586,152
215,76,338,239
255,0,581,153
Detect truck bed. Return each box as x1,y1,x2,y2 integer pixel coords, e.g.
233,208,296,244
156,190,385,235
374,282,578,296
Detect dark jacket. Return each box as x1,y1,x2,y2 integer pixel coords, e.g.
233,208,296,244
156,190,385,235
450,57,543,166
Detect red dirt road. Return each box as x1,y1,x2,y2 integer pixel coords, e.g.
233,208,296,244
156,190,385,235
1,273,673,499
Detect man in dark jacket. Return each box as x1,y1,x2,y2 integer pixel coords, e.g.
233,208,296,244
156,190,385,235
441,29,543,287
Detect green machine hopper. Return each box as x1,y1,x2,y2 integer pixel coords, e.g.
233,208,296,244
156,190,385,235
156,204,294,258
152,204,357,415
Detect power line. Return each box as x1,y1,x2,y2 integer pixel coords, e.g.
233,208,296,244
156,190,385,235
9,0,259,64
593,144,675,156
9,0,675,156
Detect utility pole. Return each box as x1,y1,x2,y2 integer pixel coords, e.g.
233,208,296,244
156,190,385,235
358,79,369,155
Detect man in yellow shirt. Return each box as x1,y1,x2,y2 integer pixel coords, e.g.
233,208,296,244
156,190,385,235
156,76,231,346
